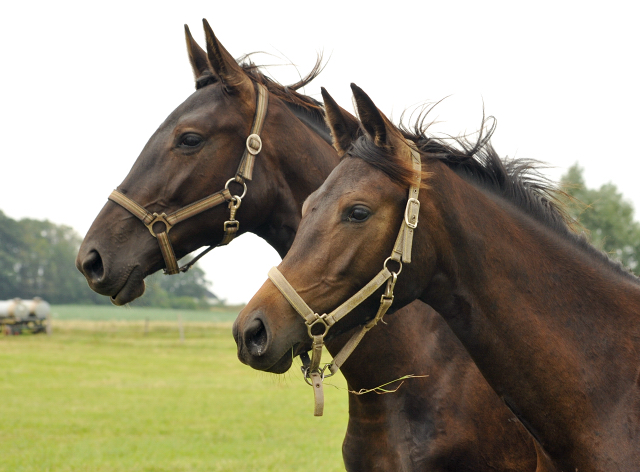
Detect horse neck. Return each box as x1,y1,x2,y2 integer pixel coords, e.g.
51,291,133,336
417,162,640,468
253,102,339,257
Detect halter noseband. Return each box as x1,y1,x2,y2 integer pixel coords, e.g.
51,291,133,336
267,142,422,415
108,83,269,275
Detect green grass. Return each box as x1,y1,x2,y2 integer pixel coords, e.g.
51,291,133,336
52,304,242,323
0,307,349,471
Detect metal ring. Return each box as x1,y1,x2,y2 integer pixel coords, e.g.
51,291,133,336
383,257,403,276
306,315,330,338
225,178,247,199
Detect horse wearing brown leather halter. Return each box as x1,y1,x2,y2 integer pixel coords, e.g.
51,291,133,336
76,21,537,471
234,83,640,471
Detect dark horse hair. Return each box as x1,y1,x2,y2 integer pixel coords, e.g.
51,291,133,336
345,110,640,284
195,53,327,128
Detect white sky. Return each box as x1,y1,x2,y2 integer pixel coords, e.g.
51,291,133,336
1,1,639,304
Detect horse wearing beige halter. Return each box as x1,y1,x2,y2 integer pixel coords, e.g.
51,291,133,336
268,141,421,415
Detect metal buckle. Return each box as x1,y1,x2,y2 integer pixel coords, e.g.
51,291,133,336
223,220,239,232
306,313,331,338
246,133,262,155
404,198,420,229
384,272,398,299
146,213,173,237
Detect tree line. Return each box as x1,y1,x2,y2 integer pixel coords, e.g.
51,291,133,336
0,211,218,308
1,163,639,306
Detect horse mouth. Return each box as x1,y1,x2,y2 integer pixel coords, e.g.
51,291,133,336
110,267,146,306
264,342,307,374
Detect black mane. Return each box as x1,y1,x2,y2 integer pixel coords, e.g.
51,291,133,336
195,55,329,138
349,111,639,283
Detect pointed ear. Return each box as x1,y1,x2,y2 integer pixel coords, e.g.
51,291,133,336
351,83,399,149
184,24,213,88
202,19,251,92
321,87,361,155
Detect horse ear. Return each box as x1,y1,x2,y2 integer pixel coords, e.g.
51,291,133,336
351,83,399,149
202,19,251,92
321,87,360,155
184,24,213,86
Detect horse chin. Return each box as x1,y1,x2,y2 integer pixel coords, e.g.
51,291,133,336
264,352,294,374
110,269,146,306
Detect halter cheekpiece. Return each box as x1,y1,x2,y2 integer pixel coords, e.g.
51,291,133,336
107,83,269,275
267,141,422,415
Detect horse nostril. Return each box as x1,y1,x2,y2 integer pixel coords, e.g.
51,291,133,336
82,250,105,282
245,318,268,357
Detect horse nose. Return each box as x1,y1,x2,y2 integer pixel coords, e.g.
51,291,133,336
243,317,269,357
79,249,105,283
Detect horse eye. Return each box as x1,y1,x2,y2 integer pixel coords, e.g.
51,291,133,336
179,134,203,148
347,206,370,222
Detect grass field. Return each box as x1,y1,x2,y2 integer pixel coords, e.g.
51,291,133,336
0,305,349,471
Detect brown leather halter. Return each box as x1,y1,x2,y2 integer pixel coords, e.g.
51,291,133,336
107,83,269,275
267,142,422,415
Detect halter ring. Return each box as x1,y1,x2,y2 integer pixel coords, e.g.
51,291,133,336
306,314,331,338
383,257,403,276
146,213,174,237
225,178,248,199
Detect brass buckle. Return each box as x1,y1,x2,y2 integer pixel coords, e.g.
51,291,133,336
246,133,262,155
223,220,239,232
404,197,420,229
146,213,173,237
306,313,331,338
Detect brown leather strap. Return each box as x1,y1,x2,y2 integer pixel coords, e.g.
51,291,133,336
156,231,180,275
236,84,269,181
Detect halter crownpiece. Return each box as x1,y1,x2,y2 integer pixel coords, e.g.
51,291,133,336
267,141,422,416
108,83,269,275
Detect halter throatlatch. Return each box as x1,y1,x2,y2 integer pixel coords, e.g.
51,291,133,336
108,83,269,275
268,142,422,416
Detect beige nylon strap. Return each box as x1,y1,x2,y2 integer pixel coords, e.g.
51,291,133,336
267,267,317,324
328,293,395,375
108,190,155,226
326,267,393,325
236,83,269,181
310,372,324,416
390,145,422,263
166,189,232,226
156,231,180,275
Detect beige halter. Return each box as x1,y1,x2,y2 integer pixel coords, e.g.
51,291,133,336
108,83,269,275
267,142,422,415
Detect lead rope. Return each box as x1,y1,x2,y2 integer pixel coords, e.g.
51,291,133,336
267,142,422,416
107,83,269,275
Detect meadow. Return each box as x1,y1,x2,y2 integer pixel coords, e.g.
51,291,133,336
0,305,349,471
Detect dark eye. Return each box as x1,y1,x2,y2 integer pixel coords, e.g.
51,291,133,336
178,134,203,148
347,206,371,222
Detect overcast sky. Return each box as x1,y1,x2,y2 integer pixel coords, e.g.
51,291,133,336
1,1,639,303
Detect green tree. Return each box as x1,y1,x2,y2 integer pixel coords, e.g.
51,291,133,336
0,210,218,307
561,164,640,273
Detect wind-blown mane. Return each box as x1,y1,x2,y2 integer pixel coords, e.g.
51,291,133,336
195,55,328,132
346,112,640,283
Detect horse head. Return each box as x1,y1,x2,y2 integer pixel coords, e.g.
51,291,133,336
76,20,337,305
233,85,436,373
